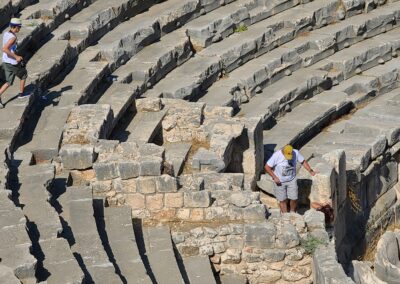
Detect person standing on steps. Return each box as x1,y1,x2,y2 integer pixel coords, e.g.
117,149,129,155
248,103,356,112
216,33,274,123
0,18,29,108
264,144,316,213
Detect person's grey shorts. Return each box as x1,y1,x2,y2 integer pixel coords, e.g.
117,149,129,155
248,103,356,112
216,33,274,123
3,63,27,85
274,178,298,201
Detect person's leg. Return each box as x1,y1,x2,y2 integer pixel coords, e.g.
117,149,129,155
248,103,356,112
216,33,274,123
280,200,288,213
0,82,10,96
287,178,299,212
19,78,25,94
274,183,288,213
289,199,297,212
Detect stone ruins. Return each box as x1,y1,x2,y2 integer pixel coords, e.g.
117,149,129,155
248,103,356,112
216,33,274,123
0,0,399,283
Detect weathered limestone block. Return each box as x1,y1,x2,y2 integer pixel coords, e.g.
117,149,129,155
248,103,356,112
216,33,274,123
178,175,205,191
125,193,145,210
322,149,346,208
165,192,184,208
135,98,163,112
282,265,312,282
146,194,164,211
192,148,225,172
309,158,336,205
221,248,242,264
374,231,400,283
245,223,276,249
136,177,157,194
156,175,178,193
352,260,385,284
203,106,233,121
304,209,325,231
243,204,267,221
313,244,354,284
93,161,119,181
184,191,211,207
139,156,163,176
60,144,95,170
118,161,140,179
230,191,258,207
276,224,300,249
62,104,113,145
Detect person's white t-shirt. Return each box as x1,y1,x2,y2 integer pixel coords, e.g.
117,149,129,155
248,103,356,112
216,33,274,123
266,149,304,183
2,31,18,65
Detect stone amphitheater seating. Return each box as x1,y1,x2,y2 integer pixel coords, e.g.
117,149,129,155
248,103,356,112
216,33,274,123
1,0,400,282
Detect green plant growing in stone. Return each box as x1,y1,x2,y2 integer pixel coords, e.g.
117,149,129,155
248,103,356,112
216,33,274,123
302,235,326,255
234,23,248,33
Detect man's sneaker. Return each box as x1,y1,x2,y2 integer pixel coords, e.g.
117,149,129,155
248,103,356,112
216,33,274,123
0,102,4,109
18,91,32,99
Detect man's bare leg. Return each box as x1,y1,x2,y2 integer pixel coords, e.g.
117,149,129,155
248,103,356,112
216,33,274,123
0,82,10,97
19,79,25,94
289,199,297,212
279,200,288,213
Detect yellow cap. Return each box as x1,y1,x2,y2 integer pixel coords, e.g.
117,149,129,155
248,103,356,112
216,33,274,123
282,145,293,160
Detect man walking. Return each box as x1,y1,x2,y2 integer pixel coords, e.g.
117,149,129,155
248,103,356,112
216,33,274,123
264,145,316,213
0,18,28,108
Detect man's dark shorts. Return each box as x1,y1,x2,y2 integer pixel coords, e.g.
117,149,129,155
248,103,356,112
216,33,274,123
3,63,27,85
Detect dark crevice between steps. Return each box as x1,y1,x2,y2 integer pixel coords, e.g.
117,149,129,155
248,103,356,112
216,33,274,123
93,199,127,284
27,220,50,282
73,252,94,284
172,242,190,284
132,218,157,284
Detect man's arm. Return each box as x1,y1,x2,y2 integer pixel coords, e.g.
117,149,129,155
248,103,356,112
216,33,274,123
301,160,316,176
2,37,22,62
264,164,281,185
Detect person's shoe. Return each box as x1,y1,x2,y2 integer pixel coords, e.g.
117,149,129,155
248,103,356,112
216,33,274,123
18,91,32,99
0,102,4,109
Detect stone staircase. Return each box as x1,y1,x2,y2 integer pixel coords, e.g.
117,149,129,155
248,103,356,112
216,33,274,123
1,0,400,282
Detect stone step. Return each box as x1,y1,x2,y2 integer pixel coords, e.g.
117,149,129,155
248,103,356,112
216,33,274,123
40,238,84,284
18,164,63,240
97,83,141,131
103,206,151,284
164,142,192,176
203,2,400,107
50,52,109,107
0,191,36,280
96,0,203,67
59,186,122,283
52,0,157,52
313,29,399,83
143,225,184,284
302,90,400,171
0,264,21,284
262,91,350,152
182,256,216,284
112,29,192,87
21,106,71,163
27,39,76,89
120,110,166,144
145,0,347,101
185,0,253,48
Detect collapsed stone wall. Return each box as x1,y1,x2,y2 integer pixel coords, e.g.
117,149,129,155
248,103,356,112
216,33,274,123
171,210,328,283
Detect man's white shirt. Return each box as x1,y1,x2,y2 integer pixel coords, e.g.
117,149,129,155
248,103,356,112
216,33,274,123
266,149,304,183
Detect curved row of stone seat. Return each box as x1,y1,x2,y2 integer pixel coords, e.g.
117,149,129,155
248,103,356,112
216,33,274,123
239,26,400,129
17,164,84,283
0,189,36,282
257,55,400,196
58,186,122,283
17,0,208,162
202,2,400,110
102,0,369,136
144,0,348,101
18,0,267,164
101,206,151,283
